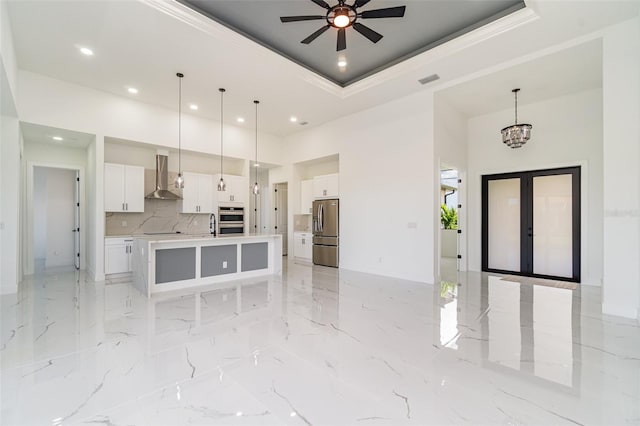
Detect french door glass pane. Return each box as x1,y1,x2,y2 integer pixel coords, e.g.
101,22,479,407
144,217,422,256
488,178,521,271
533,174,573,278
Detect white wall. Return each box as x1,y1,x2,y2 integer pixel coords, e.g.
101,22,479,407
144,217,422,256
602,18,640,319
18,71,285,165
0,0,20,294
1,115,20,294
285,90,435,283
466,88,604,286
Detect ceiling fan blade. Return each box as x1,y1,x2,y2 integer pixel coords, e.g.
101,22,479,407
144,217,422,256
353,0,372,7
361,6,406,19
301,25,330,44
337,28,346,51
310,0,331,9
352,22,383,43
280,15,325,23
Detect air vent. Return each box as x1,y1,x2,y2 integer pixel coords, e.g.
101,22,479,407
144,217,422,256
299,121,309,126
418,74,440,85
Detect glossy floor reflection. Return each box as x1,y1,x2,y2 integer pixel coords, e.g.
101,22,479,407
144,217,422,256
1,261,639,425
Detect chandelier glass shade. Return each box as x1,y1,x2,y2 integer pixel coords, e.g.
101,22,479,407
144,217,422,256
501,88,532,149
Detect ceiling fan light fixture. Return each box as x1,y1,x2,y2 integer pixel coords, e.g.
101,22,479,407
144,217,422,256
501,88,532,149
333,10,350,28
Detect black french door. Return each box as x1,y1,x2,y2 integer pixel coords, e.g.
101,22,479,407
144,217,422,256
482,166,580,282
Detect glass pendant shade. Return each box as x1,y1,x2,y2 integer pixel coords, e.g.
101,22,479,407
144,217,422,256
252,181,260,195
217,178,226,191
501,88,532,149
175,172,184,189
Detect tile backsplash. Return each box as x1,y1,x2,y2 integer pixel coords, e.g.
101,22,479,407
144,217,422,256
106,199,211,236
294,214,312,232
105,169,211,236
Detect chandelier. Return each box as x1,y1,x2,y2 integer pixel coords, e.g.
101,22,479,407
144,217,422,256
501,88,532,149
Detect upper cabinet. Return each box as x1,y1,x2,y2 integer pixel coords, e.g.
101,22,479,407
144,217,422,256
313,173,339,199
216,174,248,205
180,172,214,214
300,179,314,214
104,163,145,212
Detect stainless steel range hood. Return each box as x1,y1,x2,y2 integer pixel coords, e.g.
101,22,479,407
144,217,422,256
145,154,182,200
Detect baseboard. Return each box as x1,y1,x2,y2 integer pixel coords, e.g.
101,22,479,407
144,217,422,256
602,303,639,320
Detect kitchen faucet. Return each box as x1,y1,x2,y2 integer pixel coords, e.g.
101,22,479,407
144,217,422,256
209,213,217,237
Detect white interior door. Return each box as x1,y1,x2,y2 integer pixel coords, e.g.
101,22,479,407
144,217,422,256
74,170,80,269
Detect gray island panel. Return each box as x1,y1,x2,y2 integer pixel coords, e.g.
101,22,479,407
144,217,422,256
156,247,196,283
241,242,268,272
201,245,237,277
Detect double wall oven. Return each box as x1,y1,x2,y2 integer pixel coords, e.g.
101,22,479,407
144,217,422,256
218,206,245,235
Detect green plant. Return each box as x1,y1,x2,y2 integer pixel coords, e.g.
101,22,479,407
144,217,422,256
441,204,458,229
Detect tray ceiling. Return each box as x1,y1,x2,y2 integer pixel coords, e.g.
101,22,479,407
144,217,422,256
179,0,526,87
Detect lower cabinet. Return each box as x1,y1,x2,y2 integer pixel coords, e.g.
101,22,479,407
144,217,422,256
294,232,313,260
105,238,134,274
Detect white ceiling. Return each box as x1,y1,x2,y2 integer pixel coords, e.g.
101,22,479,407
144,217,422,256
179,0,524,86
6,0,640,138
21,122,95,149
437,38,603,118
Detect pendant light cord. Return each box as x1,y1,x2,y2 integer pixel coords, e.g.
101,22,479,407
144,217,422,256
220,88,225,177
513,88,519,125
254,100,259,183
178,73,182,175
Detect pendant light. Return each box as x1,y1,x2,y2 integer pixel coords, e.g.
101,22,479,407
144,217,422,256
174,72,185,188
217,88,227,191
501,88,532,149
252,100,260,195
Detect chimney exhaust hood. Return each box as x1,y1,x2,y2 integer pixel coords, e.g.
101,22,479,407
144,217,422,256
145,153,182,200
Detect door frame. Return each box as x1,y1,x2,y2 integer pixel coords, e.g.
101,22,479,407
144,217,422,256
25,161,86,275
481,166,581,282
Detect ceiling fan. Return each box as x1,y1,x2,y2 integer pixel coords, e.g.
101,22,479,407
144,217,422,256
280,0,406,52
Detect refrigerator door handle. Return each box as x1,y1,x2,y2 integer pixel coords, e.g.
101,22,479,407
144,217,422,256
319,204,324,233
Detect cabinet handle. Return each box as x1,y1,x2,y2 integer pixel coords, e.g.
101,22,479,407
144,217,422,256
122,203,125,211
323,189,327,196
125,203,128,211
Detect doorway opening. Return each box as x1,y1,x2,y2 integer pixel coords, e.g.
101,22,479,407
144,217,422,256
482,166,581,282
439,168,459,281
33,166,80,272
274,182,288,256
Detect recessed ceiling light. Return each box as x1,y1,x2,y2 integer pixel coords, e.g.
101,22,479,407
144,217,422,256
254,163,260,167
290,116,298,123
127,87,138,94
79,47,94,56
52,136,63,141
237,117,245,123
189,104,198,110
337,60,347,67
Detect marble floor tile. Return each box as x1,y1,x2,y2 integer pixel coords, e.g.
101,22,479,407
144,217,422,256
1,261,639,425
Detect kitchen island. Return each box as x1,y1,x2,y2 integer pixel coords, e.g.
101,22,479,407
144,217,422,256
131,234,282,297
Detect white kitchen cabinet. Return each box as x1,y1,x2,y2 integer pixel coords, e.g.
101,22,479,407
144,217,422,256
294,232,313,260
216,174,248,205
104,163,145,212
180,172,214,213
313,173,339,199
300,179,314,214
105,237,134,274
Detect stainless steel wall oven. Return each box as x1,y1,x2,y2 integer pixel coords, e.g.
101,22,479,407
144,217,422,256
218,206,245,234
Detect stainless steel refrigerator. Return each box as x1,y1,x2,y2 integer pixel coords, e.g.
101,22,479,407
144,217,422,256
312,199,339,267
